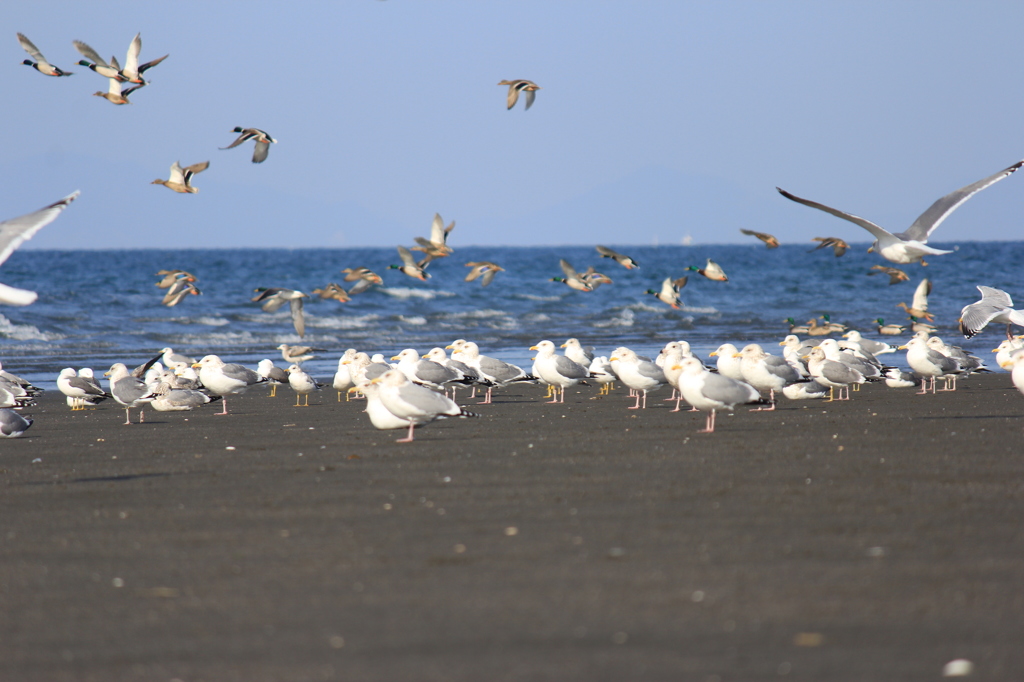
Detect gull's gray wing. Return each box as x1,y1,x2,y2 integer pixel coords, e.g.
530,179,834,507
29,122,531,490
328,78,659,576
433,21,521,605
702,372,759,406
220,363,261,385
0,192,79,267
636,360,666,383
901,161,1024,242
414,359,458,385
777,187,895,243
479,356,525,383
820,359,864,384
396,382,456,416
289,297,305,337
763,355,800,383
553,355,589,379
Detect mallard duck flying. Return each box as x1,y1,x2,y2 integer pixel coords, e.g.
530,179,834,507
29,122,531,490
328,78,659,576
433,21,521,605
92,76,142,105
595,245,639,269
550,259,592,291
498,79,541,110
687,258,728,281
118,33,168,84
388,246,430,281
17,33,73,76
897,278,934,320
645,276,687,308
151,161,209,193
0,191,79,305
312,283,351,302
155,269,196,289
161,274,200,306
221,127,277,164
412,213,454,257
73,40,129,81
464,261,504,287
341,267,383,294
867,265,909,285
739,229,779,248
809,237,849,257
778,160,1024,265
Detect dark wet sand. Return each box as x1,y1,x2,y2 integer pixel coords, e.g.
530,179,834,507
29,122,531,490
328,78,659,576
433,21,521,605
2,374,1024,681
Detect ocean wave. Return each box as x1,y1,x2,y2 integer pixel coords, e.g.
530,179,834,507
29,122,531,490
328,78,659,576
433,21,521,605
193,316,231,326
381,287,456,300
0,314,64,342
682,305,719,314
593,309,635,328
440,308,509,320
398,316,427,325
308,314,380,329
515,294,562,302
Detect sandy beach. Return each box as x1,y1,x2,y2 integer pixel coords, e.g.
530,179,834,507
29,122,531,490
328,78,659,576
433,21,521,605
2,373,1023,681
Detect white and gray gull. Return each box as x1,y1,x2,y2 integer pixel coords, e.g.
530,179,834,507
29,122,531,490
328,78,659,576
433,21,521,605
193,355,267,415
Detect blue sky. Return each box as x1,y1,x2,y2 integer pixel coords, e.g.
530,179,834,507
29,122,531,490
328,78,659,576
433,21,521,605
5,1,1024,249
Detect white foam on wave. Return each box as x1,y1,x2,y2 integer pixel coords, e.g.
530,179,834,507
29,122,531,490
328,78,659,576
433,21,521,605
626,302,669,313
0,314,64,341
194,316,230,326
382,287,456,300
398,316,427,325
178,330,260,345
308,314,380,329
516,294,562,302
681,305,719,314
593,309,635,328
442,309,508,320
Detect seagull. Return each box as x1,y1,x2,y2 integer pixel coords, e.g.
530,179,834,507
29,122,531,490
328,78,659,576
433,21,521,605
277,344,321,365
371,370,479,442
104,363,158,424
498,79,541,110
1,191,79,305
161,274,200,306
673,357,766,433
221,127,277,164
447,340,533,404
192,355,267,415
736,344,801,409
423,347,492,400
899,337,962,394
595,245,640,269
1005,353,1024,398
959,286,1024,339
777,160,1024,265
257,359,290,397
645,276,688,308
17,33,73,76
687,259,728,281
561,338,595,368
709,343,745,381
348,381,413,431
332,350,358,400
808,237,849,257
840,330,897,357
389,246,431,281
117,33,168,84
739,229,779,248
412,213,454,258
529,340,589,403
287,364,321,406
464,261,504,287
150,384,220,412
609,347,665,409
72,39,129,81
392,348,473,394
550,259,592,291
867,265,910,285
57,367,111,410
805,347,869,401
994,337,1024,370
0,408,32,437
151,161,209,194
588,356,617,395
252,288,308,337
896,278,933,320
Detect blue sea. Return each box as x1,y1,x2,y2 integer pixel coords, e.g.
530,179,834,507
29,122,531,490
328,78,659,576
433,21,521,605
1,243,1018,389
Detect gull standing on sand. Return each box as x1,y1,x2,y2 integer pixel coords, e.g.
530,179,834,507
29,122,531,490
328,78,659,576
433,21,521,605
372,370,479,442
151,385,220,412
993,337,1024,370
561,338,595,368
959,286,1024,339
332,350,357,400
287,364,321,406
0,191,79,305
257,359,289,397
448,340,533,404
530,340,589,403
105,363,158,424
898,337,961,394
193,355,266,415
778,160,1024,265
0,409,32,437
17,33,73,76
252,288,308,337
220,127,276,164
709,343,745,381
393,349,472,394
160,347,196,367
1004,353,1024,397
57,367,111,410
278,344,320,365
674,357,766,432
349,382,411,431
736,344,800,409
151,161,209,193
805,347,868,401
818,338,884,383
498,79,540,110
609,347,665,409
739,229,779,248
840,330,897,357
424,347,491,400
595,246,640,269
